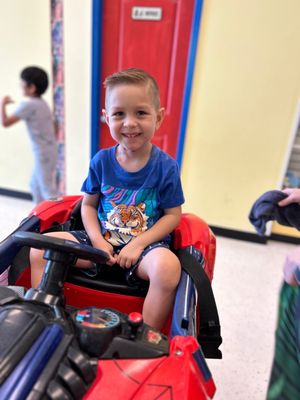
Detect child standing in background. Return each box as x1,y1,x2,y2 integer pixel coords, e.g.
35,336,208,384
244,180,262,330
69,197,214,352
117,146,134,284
1,66,58,204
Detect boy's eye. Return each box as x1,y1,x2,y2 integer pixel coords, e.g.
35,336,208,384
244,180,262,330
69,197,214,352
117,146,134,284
136,110,147,116
112,111,124,117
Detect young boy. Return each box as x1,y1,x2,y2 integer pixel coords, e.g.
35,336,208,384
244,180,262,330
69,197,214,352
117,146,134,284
1,66,57,204
30,68,184,330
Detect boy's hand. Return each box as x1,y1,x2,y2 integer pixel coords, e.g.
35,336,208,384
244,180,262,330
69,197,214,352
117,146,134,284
93,239,117,266
1,96,13,106
117,240,144,269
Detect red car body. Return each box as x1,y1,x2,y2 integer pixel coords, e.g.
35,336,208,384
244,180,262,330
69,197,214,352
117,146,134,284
9,196,218,399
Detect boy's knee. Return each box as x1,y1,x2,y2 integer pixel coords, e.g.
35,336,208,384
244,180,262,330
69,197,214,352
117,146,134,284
151,257,181,290
29,247,43,265
29,232,76,266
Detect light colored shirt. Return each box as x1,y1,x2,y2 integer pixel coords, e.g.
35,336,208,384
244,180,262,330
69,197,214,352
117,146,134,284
14,97,56,156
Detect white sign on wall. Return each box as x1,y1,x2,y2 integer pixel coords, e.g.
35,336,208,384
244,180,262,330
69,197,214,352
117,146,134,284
132,7,163,21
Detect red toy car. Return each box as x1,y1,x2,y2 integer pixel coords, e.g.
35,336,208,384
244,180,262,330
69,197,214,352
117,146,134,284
0,196,221,399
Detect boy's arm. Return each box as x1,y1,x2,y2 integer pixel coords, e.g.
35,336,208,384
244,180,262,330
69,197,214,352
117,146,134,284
117,206,182,268
135,206,182,248
1,97,20,127
81,193,116,265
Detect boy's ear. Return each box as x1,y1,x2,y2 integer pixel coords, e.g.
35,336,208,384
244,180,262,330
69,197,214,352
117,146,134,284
102,109,109,125
29,83,37,96
155,107,165,130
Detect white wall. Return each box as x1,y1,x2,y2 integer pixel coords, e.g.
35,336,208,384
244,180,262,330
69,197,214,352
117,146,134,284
0,1,52,193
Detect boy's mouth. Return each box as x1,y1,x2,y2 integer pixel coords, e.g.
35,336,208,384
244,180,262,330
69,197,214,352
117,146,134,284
122,132,141,138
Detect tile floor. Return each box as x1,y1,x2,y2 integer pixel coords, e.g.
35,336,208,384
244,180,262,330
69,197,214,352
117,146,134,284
0,195,296,399
209,237,295,399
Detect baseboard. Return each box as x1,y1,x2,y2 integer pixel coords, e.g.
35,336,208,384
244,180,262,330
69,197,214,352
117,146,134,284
269,233,300,245
210,225,300,245
0,188,32,201
209,226,267,244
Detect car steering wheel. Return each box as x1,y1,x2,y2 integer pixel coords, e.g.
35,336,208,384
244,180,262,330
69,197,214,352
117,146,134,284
12,231,110,299
12,231,109,264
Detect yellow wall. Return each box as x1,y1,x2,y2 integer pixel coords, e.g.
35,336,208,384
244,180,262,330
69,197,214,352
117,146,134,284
182,0,300,232
1,0,300,237
0,1,52,192
64,0,92,194
0,0,92,196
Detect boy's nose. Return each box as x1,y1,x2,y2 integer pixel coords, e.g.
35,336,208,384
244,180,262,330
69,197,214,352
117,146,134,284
123,116,137,128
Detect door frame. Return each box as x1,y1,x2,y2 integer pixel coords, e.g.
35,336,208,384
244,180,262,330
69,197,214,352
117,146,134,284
90,0,204,168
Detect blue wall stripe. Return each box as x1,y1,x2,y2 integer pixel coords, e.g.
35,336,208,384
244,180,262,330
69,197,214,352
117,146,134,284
176,0,204,168
91,0,102,158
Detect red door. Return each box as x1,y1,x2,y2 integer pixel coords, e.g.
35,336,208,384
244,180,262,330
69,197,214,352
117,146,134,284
99,0,195,159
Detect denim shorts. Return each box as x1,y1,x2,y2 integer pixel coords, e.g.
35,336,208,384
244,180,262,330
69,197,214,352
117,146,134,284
69,230,169,286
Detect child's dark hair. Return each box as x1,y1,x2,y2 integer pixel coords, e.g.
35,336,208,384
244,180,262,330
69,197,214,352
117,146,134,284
104,68,160,110
20,66,49,96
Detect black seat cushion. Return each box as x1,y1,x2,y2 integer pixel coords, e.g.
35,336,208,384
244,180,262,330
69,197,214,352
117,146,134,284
66,264,149,297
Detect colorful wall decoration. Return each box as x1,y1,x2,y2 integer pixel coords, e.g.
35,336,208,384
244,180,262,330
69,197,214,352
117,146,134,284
51,0,65,195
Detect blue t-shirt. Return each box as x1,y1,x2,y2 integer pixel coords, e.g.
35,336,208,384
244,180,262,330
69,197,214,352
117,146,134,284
81,145,185,247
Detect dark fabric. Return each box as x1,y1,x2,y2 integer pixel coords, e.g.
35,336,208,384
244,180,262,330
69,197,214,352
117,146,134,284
248,190,300,236
125,241,169,285
68,230,92,246
68,230,169,286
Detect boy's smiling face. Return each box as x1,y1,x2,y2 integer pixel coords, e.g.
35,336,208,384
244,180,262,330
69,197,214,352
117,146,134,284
103,83,165,155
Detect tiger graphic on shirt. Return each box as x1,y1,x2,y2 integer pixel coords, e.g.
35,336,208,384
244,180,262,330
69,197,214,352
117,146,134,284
103,201,149,246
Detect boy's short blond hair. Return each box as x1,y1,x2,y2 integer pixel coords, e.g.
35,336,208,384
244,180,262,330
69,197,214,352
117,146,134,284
104,68,161,110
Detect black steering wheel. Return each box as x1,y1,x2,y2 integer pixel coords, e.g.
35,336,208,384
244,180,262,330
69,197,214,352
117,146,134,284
12,232,109,298
12,231,109,264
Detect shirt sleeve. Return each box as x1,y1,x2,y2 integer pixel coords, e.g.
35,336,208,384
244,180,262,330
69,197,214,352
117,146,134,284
81,154,102,194
159,163,185,209
13,100,33,120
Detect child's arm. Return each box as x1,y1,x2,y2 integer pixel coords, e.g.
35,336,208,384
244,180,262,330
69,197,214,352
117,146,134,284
117,206,182,269
81,193,117,265
1,97,20,127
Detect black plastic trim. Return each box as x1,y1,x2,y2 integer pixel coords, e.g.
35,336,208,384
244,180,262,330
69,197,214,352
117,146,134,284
67,271,149,297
